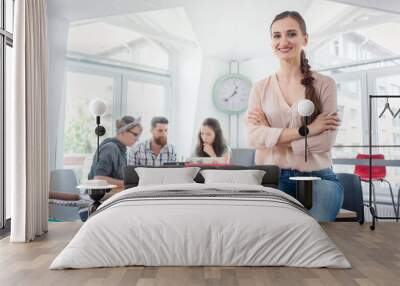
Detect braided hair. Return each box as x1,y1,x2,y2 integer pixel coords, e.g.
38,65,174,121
270,11,322,122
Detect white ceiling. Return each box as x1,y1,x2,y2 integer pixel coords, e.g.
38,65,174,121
48,0,313,60
181,0,313,60
331,0,400,14
48,0,400,61
68,22,143,55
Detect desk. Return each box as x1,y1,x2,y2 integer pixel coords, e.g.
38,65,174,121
333,158,400,166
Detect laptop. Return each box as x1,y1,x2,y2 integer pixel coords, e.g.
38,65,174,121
186,157,225,164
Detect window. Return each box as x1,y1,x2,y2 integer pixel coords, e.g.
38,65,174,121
390,83,400,95
1,0,14,231
378,85,386,94
60,10,180,181
108,40,169,70
328,72,372,176
125,80,167,140
349,108,358,122
5,44,11,221
394,133,400,145
68,19,170,71
346,41,357,60
307,1,400,71
393,117,400,128
331,78,364,159
361,49,369,60
308,0,400,215
333,40,340,57
5,0,13,33
62,62,172,182
63,71,114,181
375,74,400,158
331,69,400,211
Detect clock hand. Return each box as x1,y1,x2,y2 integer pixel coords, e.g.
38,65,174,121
224,88,238,102
224,91,237,102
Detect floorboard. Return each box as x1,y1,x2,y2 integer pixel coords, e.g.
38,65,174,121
0,222,399,286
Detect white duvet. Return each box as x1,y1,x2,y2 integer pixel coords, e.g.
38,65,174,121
50,183,351,269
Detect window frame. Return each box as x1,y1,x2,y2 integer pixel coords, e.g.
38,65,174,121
1,0,14,232
326,64,400,156
57,59,173,174
330,70,369,147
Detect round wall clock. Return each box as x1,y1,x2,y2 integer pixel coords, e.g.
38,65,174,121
213,73,252,114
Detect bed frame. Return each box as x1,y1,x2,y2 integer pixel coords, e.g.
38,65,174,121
123,165,280,190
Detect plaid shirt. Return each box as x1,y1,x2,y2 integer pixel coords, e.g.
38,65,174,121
127,139,177,166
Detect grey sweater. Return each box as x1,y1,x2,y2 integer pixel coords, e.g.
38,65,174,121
88,138,127,180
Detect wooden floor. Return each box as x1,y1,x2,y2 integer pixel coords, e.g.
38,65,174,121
0,222,399,286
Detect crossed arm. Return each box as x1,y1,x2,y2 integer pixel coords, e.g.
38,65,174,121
245,79,340,154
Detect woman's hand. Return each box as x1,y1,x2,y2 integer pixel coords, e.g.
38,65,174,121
247,109,269,126
203,143,217,157
308,112,340,136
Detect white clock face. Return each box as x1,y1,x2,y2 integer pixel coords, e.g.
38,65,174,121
214,75,252,114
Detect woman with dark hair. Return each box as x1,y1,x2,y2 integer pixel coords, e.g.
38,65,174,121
245,11,343,221
195,118,230,164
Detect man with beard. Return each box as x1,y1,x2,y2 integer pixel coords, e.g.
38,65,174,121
127,116,177,166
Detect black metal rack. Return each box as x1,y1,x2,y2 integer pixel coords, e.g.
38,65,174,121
368,95,400,230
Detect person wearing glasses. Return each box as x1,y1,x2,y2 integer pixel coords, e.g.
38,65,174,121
49,116,142,223
88,115,142,187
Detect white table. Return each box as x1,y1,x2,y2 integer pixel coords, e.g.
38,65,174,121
289,176,321,209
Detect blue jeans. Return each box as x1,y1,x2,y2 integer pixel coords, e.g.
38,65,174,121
279,168,344,221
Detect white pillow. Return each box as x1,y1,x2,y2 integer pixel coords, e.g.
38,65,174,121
135,167,200,186
200,169,266,185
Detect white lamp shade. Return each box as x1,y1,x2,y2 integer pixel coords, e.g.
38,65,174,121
89,99,107,117
297,99,315,117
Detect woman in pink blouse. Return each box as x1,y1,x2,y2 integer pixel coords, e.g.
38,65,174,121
245,11,343,221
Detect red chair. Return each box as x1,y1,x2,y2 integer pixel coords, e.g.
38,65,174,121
354,154,397,217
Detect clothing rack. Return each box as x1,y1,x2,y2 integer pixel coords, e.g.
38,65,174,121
368,95,400,230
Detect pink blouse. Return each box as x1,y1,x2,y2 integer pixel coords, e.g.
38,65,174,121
245,72,338,172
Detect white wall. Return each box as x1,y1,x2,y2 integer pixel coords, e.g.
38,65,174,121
240,55,279,83
172,47,203,159
47,17,69,171
238,55,278,147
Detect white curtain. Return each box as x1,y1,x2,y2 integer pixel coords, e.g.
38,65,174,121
10,0,49,242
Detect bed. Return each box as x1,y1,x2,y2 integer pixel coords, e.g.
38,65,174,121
50,165,350,269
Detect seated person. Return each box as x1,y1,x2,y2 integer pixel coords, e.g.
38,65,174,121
194,118,230,164
127,116,176,166
88,115,142,186
49,116,142,221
